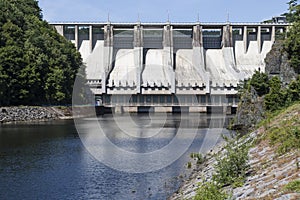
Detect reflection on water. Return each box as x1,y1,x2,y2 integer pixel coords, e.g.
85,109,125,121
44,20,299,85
0,114,233,199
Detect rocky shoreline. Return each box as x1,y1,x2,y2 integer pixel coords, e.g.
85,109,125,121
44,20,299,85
0,106,72,124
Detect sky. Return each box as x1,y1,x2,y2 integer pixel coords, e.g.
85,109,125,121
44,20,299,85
38,0,289,23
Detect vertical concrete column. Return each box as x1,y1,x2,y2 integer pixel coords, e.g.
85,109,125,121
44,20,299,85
243,26,248,53
222,24,236,75
104,24,113,47
54,25,64,36
257,26,261,53
102,24,114,93
134,24,143,94
163,24,173,47
192,25,209,93
193,25,203,47
89,25,93,53
163,24,175,94
271,26,276,44
222,24,233,47
75,25,79,50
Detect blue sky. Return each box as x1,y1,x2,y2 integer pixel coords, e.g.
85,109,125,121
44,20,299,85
39,0,289,23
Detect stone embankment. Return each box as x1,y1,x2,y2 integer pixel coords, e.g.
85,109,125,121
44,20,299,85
0,106,72,123
170,132,300,200
170,105,300,200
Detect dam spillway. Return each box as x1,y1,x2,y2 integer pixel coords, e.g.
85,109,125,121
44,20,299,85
52,22,288,113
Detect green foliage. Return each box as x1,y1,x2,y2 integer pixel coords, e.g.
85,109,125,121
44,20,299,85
213,137,250,187
287,76,300,101
249,71,269,97
194,182,228,200
264,75,300,111
285,0,300,73
190,153,205,165
283,180,300,192
0,0,83,105
267,115,300,154
286,0,300,22
187,161,192,168
264,76,286,111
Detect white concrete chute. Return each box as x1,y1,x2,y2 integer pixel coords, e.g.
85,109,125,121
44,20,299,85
108,49,137,88
205,48,240,87
79,40,90,63
85,40,105,80
142,49,172,91
234,40,270,79
176,49,204,87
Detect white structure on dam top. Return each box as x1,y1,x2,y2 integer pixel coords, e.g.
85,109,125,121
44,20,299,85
52,21,288,113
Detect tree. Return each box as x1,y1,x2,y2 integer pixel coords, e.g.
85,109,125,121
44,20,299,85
0,0,83,106
285,0,300,73
264,76,288,111
249,71,269,97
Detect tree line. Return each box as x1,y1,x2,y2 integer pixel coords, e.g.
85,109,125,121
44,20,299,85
0,0,83,106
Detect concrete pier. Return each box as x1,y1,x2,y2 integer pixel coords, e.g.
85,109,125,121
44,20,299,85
257,26,261,53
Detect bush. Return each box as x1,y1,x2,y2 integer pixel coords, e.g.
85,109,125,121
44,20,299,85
249,71,269,97
194,182,228,200
187,162,192,168
190,152,205,165
213,138,250,187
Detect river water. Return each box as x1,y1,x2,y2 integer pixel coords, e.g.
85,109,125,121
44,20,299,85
0,114,232,200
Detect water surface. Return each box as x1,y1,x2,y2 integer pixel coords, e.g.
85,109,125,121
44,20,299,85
0,114,232,199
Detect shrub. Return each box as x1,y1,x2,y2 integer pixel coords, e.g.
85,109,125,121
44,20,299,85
187,162,192,169
213,138,250,187
194,182,228,200
190,152,205,165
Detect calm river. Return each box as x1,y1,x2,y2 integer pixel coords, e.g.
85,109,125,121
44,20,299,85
0,114,232,200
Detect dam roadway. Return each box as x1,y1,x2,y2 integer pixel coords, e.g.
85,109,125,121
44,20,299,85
51,21,288,113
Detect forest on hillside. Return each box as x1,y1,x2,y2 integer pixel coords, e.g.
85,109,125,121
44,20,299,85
0,0,83,106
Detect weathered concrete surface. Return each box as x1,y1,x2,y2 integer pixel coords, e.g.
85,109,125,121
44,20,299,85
123,106,138,113
154,106,172,113
205,48,240,87
176,49,204,86
109,49,137,87
142,49,173,89
85,41,105,80
235,40,273,79
189,106,207,113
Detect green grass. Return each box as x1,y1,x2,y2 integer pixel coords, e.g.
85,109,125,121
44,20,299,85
284,180,300,193
264,104,300,155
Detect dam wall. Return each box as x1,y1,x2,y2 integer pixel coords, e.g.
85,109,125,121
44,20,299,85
52,22,288,112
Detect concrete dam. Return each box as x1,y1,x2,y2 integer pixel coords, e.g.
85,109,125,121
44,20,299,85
52,22,288,113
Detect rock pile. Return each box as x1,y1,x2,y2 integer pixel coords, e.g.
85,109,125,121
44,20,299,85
0,107,59,123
